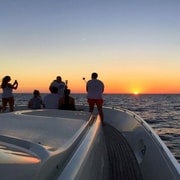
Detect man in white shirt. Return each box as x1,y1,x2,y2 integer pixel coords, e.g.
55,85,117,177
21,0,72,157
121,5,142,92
86,72,104,124
43,87,61,109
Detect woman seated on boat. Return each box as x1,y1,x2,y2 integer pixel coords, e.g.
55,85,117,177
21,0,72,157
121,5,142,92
28,90,43,109
59,89,76,110
43,87,61,109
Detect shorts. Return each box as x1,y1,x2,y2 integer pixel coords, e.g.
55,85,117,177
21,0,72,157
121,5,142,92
87,99,103,106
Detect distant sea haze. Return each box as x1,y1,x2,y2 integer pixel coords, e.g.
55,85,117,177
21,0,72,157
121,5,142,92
1,93,180,163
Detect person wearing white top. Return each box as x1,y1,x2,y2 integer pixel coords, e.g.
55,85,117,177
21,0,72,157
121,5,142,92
86,72,104,124
0,75,18,112
43,87,61,109
49,76,66,98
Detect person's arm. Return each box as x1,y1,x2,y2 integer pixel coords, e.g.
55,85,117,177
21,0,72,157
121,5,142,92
86,82,88,92
102,83,104,92
49,80,55,92
49,82,53,92
12,80,18,89
7,81,18,90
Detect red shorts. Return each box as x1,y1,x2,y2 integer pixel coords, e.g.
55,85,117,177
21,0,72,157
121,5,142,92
87,99,103,106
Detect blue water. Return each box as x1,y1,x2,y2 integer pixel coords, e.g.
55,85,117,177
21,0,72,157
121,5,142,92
4,93,180,163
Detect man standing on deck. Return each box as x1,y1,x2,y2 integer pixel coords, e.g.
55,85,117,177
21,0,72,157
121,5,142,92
86,72,104,124
49,76,66,98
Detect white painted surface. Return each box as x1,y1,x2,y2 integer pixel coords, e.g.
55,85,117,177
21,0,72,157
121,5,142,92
0,109,90,149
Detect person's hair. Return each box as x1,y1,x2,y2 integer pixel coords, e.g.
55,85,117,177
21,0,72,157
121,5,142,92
1,76,11,88
50,86,58,93
56,76,62,81
91,72,98,79
33,90,40,96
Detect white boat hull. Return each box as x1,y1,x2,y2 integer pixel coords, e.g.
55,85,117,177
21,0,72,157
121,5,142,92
0,106,179,180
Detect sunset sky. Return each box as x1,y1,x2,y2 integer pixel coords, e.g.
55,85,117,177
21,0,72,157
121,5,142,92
1,0,180,94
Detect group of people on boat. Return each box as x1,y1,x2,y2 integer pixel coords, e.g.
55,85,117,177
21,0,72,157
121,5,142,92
28,76,75,111
0,72,104,123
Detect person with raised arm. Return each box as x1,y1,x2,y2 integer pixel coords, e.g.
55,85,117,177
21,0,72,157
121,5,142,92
0,75,18,112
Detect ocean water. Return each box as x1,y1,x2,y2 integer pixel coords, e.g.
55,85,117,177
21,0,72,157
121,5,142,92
4,93,180,163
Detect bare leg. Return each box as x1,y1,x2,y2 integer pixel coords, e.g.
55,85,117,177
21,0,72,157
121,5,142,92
87,99,95,113
2,98,8,112
9,97,15,112
89,104,94,113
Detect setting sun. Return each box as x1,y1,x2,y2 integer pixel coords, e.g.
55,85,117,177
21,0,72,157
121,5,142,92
131,87,141,95
133,91,139,95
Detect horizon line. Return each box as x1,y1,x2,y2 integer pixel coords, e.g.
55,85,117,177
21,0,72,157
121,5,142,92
12,92,180,95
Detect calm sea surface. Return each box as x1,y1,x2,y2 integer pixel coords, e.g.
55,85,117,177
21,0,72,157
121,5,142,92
3,93,180,163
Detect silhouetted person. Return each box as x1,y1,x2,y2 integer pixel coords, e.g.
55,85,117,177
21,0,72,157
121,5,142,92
49,76,66,98
43,87,61,109
59,89,75,110
28,90,42,109
0,75,18,112
86,72,104,124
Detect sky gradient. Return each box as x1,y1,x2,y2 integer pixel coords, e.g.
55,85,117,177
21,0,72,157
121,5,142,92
1,0,180,94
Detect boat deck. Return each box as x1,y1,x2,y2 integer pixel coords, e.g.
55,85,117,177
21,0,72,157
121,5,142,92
0,109,91,151
103,124,143,180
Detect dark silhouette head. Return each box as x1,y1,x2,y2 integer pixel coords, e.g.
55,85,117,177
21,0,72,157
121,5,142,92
33,90,40,97
91,72,98,79
50,86,58,94
1,75,11,88
56,76,62,82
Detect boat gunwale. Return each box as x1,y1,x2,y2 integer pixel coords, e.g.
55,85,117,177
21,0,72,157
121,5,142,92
103,106,180,175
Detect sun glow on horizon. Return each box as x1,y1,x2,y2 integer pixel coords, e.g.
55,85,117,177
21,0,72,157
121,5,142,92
131,87,142,95
133,91,139,95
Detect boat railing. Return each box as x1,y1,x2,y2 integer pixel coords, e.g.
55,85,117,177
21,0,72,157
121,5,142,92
103,106,180,179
